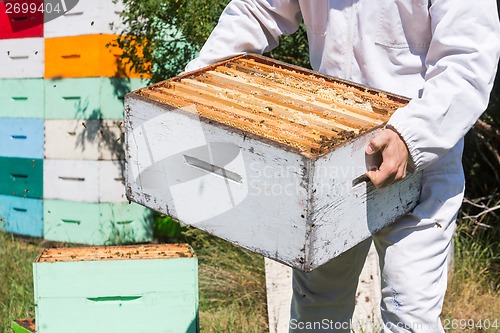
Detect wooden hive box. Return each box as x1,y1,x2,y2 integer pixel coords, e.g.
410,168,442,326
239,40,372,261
34,244,198,333
125,54,422,271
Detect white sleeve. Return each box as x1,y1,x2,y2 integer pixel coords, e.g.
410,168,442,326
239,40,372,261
185,0,301,72
387,0,500,171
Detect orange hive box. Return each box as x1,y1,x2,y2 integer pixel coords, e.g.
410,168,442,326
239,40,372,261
44,34,146,79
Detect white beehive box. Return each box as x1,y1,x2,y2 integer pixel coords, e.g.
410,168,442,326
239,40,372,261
0,38,44,78
43,0,125,37
34,244,198,333
125,54,422,271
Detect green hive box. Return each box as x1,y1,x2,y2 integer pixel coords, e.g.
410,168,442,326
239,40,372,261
34,244,198,333
43,200,153,245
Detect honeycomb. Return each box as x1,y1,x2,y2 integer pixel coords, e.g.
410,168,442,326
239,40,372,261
36,244,195,263
134,55,408,157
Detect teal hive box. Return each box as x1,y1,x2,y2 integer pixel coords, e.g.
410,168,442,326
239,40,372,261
43,200,153,245
0,79,44,118
34,244,199,333
0,195,43,238
0,157,43,198
44,78,148,120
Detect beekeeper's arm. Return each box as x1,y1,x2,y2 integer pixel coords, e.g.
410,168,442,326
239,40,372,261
367,0,500,187
185,0,301,72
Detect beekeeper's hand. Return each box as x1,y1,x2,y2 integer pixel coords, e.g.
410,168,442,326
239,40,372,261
365,127,409,189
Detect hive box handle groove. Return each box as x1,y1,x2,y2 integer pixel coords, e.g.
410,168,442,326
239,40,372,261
11,97,28,101
12,207,27,212
11,174,28,179
87,296,142,302
61,54,81,59
116,220,134,225
184,154,243,183
61,219,81,225
58,176,85,181
9,55,29,60
352,150,384,187
352,174,370,188
11,135,27,140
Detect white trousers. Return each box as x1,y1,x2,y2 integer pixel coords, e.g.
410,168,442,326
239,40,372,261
290,157,465,332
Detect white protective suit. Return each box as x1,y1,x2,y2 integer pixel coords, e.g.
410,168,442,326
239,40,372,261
186,1,500,332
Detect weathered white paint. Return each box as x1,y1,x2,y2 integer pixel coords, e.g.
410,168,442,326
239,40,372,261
0,38,44,78
43,0,124,38
125,95,421,271
43,159,99,202
266,245,382,333
126,98,309,267
307,130,422,269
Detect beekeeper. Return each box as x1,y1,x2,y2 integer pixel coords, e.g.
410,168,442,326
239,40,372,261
186,1,500,332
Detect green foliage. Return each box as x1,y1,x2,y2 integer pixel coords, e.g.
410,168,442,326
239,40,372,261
114,0,228,82
115,0,310,83
153,213,186,241
463,75,500,197
268,24,310,69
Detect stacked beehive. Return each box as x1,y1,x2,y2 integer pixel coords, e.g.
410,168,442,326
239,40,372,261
0,0,45,237
0,0,153,245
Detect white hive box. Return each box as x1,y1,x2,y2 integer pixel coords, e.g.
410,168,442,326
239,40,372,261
34,244,198,333
0,38,44,78
44,119,125,161
44,159,127,203
125,54,422,271
43,0,125,37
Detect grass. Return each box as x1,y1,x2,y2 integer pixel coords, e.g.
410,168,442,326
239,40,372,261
1,216,498,333
0,228,268,333
442,218,499,332
0,233,40,332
